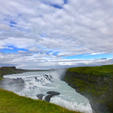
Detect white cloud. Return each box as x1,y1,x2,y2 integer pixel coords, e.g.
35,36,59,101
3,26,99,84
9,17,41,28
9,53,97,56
0,0,113,69
0,52,112,69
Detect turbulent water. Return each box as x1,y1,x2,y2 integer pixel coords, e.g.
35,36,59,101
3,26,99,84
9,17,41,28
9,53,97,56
0,70,92,113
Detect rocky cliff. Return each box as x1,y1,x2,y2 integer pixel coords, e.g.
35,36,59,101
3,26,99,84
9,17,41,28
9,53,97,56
63,65,113,113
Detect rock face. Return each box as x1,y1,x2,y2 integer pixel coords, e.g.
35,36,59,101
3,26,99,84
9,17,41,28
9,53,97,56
44,74,53,81
47,91,60,95
63,65,113,113
37,94,44,100
36,91,60,102
45,91,60,102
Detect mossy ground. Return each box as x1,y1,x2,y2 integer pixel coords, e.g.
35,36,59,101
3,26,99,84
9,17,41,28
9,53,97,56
0,89,80,113
64,65,113,113
68,65,113,77
65,65,113,95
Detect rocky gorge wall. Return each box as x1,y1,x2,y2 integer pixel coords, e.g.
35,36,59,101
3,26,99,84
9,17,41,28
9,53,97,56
63,65,113,113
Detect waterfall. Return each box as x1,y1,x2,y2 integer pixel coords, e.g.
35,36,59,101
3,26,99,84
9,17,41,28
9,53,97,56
0,70,93,113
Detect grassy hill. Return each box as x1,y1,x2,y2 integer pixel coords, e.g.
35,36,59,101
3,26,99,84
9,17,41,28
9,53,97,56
0,88,80,113
64,65,113,113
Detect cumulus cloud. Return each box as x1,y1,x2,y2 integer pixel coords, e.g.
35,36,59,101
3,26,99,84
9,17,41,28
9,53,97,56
0,0,113,69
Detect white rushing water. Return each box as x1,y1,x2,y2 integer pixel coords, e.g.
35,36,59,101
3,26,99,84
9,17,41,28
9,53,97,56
0,70,93,113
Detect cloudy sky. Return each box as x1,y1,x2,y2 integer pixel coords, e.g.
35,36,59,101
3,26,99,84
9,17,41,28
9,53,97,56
0,0,113,69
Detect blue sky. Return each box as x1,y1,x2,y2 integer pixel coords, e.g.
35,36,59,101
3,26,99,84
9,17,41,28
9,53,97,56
0,45,28,53
9,20,17,28
0,46,112,60
0,0,113,69
63,53,113,60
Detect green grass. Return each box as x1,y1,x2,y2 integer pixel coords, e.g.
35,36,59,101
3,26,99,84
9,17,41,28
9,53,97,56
68,65,113,77
0,76,2,80
64,64,113,113
0,88,80,113
65,65,113,96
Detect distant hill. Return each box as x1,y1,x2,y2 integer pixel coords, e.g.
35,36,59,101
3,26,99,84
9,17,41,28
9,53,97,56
0,66,27,79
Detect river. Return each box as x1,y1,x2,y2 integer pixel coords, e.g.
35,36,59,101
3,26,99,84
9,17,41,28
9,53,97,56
0,69,92,113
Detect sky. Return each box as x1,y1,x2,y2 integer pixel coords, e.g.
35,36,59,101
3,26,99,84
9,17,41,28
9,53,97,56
0,0,113,69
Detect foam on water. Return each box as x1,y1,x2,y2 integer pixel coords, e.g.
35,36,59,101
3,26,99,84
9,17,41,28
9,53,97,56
2,70,93,113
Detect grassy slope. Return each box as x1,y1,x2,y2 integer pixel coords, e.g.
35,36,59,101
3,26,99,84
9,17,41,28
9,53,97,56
0,89,80,113
68,65,113,77
64,65,113,113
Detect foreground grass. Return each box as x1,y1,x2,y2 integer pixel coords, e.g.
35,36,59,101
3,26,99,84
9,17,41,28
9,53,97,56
64,65,113,113
0,89,80,113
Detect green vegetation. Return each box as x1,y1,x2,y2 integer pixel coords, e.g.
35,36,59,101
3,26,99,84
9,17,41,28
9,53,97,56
65,65,113,96
0,88,80,113
68,65,113,77
64,65,113,113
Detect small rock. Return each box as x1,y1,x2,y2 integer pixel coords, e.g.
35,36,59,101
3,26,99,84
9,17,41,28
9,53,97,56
47,91,60,95
36,94,44,100
44,91,60,102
